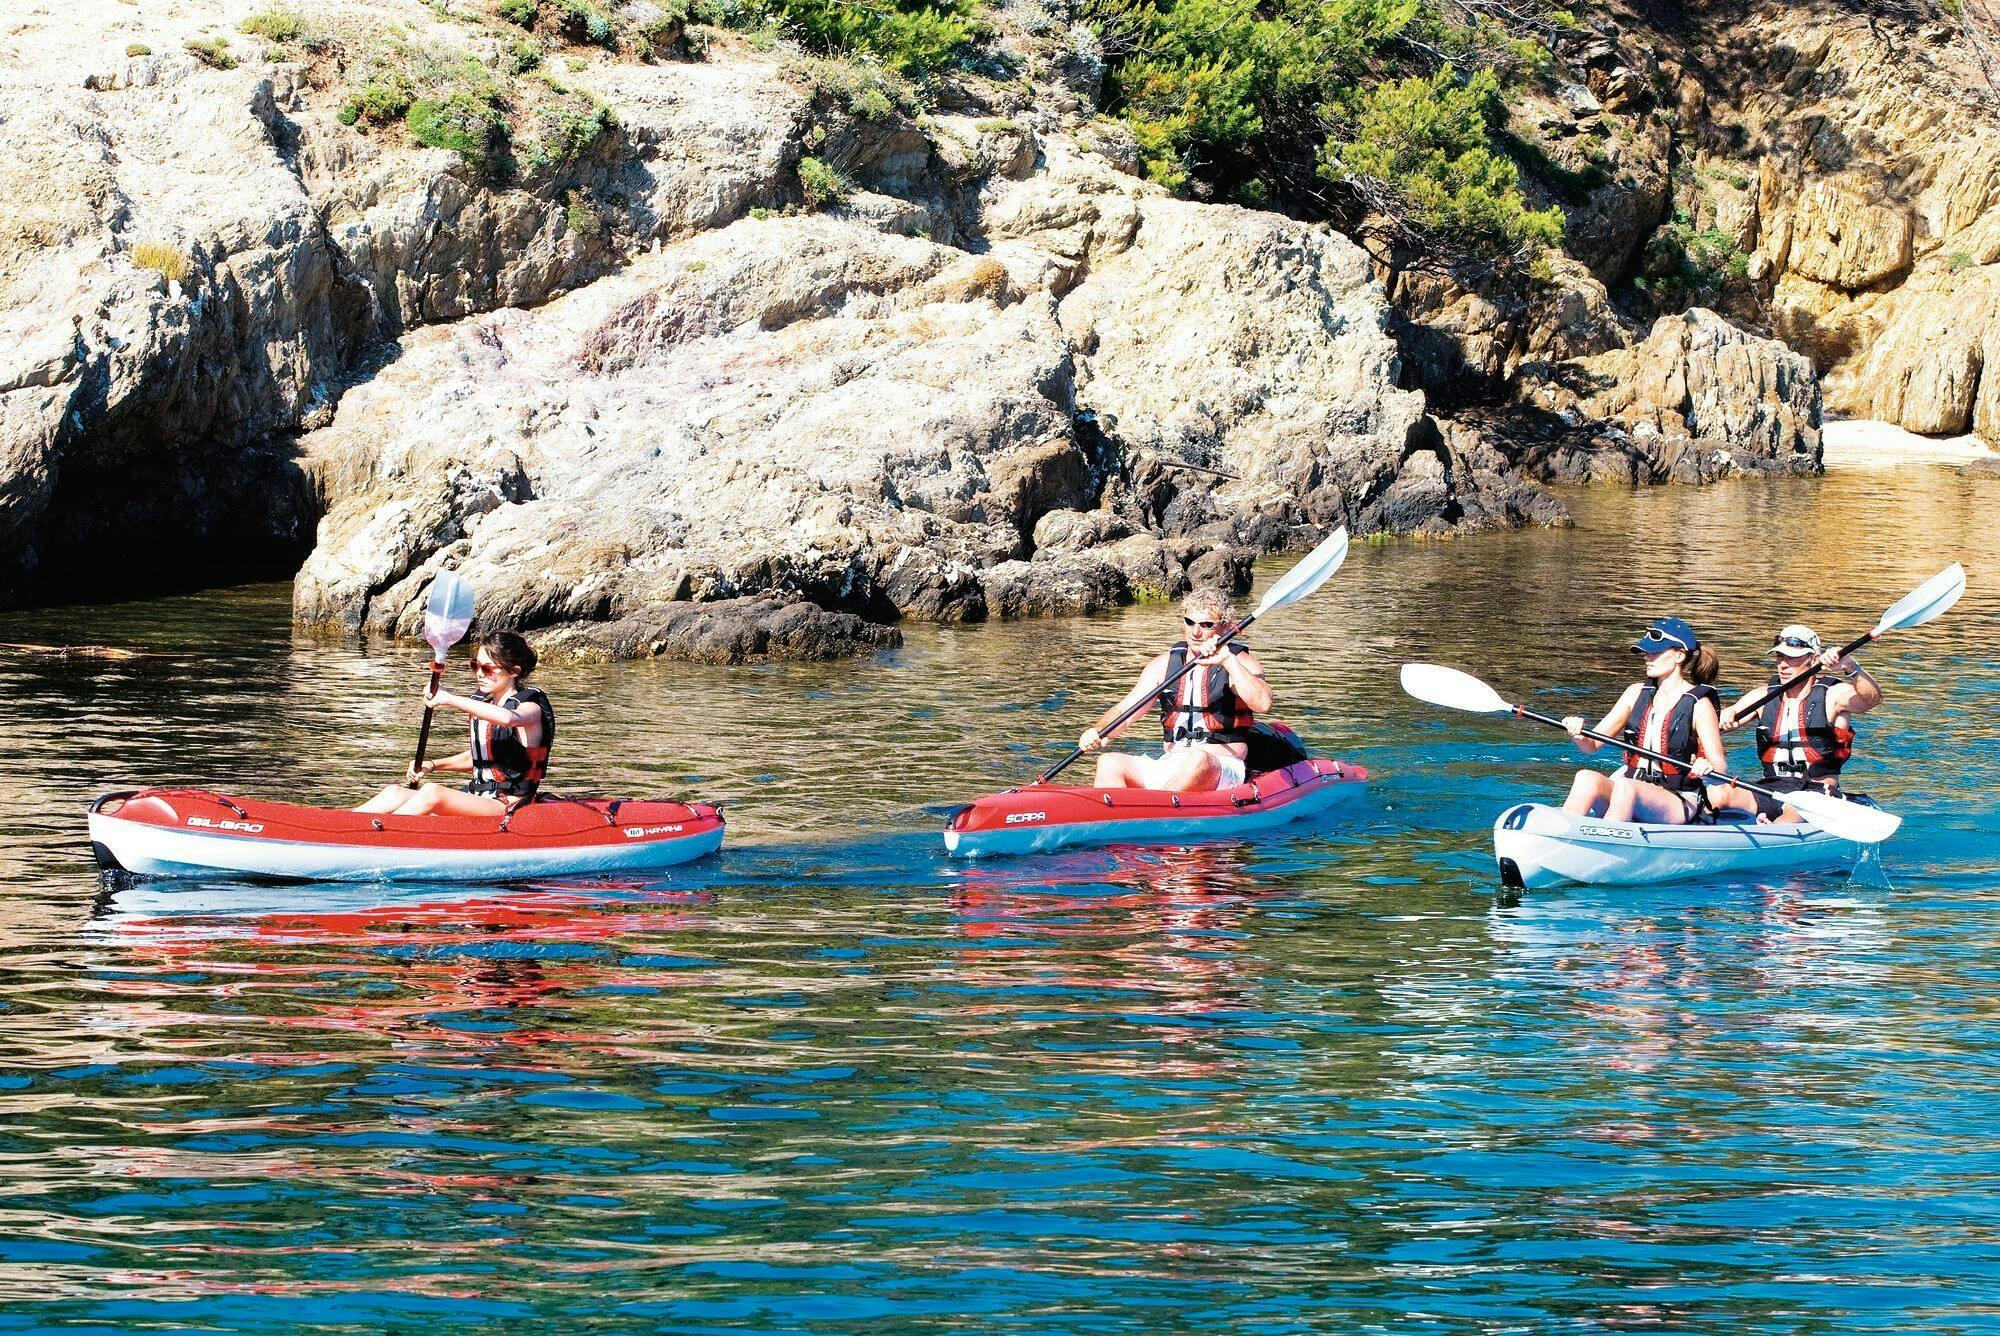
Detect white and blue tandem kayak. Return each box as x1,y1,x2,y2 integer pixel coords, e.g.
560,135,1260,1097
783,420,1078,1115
1493,801,1879,890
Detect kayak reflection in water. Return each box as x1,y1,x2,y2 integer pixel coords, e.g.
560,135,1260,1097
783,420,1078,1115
1076,586,1273,792
356,630,556,819
1711,623,1882,823
1560,616,1727,825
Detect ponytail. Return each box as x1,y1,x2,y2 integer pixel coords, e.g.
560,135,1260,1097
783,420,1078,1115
1687,644,1719,686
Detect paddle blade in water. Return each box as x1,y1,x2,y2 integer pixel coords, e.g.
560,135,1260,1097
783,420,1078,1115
423,571,477,661
1400,663,1513,715
1874,562,1966,635
1783,787,1902,844
1255,526,1348,615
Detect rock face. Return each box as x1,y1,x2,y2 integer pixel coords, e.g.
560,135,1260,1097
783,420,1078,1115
0,0,1853,658
1519,308,1823,481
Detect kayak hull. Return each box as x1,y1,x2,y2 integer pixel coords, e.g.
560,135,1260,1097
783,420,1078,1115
943,758,1367,858
1492,801,1873,889
88,789,724,883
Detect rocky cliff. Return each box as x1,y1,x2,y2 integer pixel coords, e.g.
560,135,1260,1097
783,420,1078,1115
6,0,1936,659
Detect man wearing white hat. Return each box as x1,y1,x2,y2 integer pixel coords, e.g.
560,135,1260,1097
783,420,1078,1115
1714,624,1883,822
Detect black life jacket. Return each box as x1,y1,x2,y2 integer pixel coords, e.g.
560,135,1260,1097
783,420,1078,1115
1756,675,1854,785
468,685,555,800
1158,642,1255,746
1620,681,1718,791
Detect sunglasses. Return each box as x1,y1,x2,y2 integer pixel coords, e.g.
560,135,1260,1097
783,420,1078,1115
1183,617,1221,631
472,659,506,676
1772,636,1817,652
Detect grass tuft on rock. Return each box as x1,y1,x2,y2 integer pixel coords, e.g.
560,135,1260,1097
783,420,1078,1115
131,240,191,283
184,35,237,69
239,6,303,40
797,154,849,209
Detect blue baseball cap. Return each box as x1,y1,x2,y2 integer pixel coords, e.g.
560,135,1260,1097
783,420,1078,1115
1633,617,1699,655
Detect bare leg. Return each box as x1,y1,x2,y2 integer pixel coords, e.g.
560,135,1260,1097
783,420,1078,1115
1148,748,1225,793
355,783,414,813
1624,779,1698,825
1706,782,1761,822
1093,754,1151,789
387,783,508,818
1562,771,1614,816
1602,775,1645,822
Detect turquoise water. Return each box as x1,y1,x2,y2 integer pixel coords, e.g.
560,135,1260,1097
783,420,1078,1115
0,464,1995,1331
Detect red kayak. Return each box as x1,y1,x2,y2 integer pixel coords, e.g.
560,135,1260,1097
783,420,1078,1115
943,757,1368,858
88,788,725,882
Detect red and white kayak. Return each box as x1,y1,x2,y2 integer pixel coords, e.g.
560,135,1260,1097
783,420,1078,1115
942,758,1368,858
88,788,725,882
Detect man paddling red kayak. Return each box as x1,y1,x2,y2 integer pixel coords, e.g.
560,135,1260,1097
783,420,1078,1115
357,630,555,818
1077,587,1273,792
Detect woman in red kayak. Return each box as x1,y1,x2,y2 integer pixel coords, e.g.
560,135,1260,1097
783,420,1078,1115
1560,617,1727,824
1711,623,1882,822
357,630,556,818
1078,587,1273,792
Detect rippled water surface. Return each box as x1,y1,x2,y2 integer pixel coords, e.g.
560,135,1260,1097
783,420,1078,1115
1,464,1996,1332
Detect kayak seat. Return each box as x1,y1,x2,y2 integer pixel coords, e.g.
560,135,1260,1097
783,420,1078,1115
1243,720,1311,777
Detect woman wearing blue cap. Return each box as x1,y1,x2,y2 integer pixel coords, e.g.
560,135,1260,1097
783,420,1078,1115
1710,623,1882,822
1559,617,1728,824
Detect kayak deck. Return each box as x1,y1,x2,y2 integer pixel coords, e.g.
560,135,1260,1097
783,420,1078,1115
1493,800,1874,889
88,788,724,883
943,758,1368,858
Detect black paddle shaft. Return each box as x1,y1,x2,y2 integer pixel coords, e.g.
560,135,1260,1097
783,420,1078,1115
1714,630,1873,725
1039,617,1260,784
1512,702,1803,807
410,659,446,783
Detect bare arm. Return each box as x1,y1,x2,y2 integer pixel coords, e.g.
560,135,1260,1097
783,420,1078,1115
428,688,544,738
1213,645,1272,714
1565,684,1641,756
1081,654,1169,749
1829,658,1882,716
1688,697,1728,776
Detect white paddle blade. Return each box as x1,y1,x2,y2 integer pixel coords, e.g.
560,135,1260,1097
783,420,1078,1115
423,571,477,661
1874,562,1966,635
1783,788,1902,845
1254,526,1348,615
1399,663,1513,715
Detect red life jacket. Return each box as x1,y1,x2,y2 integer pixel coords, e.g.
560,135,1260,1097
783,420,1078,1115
1158,642,1254,746
469,685,555,800
1756,675,1853,785
1620,682,1718,792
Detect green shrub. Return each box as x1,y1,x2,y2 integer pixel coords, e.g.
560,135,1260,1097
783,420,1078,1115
1949,249,1976,271
345,77,415,124
797,154,848,208
131,240,191,283
184,35,237,68
239,6,302,40
1329,66,1565,251
125,42,151,56
564,189,601,235
504,36,542,72
849,84,894,120
407,90,504,167
500,0,539,25
717,0,972,74
520,95,611,173
1546,8,1578,28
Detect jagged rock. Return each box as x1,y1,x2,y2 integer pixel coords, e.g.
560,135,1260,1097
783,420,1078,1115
1783,179,1914,292
533,596,900,664
1031,507,1130,552
1092,532,1187,601
294,218,1085,641
1958,456,2000,478
980,552,1127,617
1520,308,1822,473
